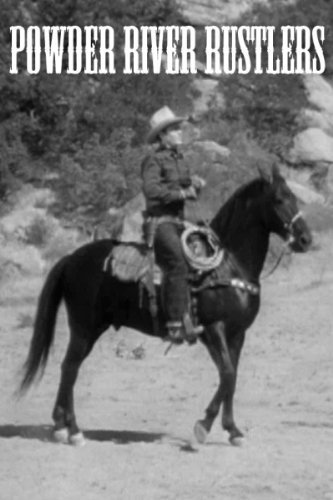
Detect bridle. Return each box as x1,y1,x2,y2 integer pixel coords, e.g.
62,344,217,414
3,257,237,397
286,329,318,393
262,210,303,279
282,210,303,244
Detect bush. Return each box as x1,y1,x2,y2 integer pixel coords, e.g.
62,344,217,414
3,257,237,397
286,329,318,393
22,214,53,247
0,0,193,227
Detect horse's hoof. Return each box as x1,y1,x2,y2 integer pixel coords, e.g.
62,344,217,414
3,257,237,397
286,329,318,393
53,427,69,444
194,421,208,444
229,435,244,447
69,432,86,447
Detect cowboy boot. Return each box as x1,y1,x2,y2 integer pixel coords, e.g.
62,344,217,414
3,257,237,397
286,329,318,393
183,312,204,344
166,316,204,345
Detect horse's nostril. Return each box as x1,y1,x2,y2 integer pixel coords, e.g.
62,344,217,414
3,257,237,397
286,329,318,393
300,235,311,248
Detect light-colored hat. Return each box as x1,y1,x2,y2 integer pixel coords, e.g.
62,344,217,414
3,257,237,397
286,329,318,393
147,106,186,144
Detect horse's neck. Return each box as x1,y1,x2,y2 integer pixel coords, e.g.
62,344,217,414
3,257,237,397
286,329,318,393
225,224,269,282
212,204,269,283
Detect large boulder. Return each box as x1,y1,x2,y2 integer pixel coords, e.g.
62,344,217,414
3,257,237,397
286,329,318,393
297,76,333,137
288,75,333,205
303,75,333,113
298,109,333,137
289,128,333,164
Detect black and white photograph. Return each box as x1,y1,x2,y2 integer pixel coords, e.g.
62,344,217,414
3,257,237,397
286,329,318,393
0,0,332,498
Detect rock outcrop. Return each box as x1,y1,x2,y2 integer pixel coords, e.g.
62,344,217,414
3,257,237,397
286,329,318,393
290,128,333,164
180,0,269,25
289,75,333,204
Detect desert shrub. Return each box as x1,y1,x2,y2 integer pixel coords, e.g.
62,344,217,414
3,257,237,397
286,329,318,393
53,131,140,224
41,228,83,263
22,214,53,247
0,0,193,226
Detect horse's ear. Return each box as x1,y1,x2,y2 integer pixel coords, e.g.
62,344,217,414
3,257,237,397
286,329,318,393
257,166,272,184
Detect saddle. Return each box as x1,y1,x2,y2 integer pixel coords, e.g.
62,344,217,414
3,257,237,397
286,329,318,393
105,223,223,280
103,224,224,334
103,242,160,330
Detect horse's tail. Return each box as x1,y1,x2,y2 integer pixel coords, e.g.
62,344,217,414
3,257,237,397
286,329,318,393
19,256,68,394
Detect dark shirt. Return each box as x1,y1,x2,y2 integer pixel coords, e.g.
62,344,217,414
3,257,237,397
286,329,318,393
141,147,192,218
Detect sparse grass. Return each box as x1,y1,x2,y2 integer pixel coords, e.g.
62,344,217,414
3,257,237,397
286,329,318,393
115,340,146,360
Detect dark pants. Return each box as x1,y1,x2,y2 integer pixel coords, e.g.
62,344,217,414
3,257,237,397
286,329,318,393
154,222,188,324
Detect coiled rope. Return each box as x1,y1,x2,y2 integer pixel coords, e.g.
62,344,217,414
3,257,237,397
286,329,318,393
181,224,224,272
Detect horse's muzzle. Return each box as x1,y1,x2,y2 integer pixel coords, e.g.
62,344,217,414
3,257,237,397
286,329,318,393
288,228,313,253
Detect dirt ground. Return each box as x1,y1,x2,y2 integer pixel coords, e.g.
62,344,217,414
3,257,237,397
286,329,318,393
0,227,332,500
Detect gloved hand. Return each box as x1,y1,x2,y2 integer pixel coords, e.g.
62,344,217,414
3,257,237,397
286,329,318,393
181,185,197,200
191,175,206,191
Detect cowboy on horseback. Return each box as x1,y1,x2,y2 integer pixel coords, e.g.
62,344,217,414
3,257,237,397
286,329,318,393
141,106,205,343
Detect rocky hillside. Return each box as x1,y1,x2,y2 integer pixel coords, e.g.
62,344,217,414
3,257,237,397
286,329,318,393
1,0,333,279
178,0,333,207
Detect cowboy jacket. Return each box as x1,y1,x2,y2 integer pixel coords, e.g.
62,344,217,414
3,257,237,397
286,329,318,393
141,147,192,218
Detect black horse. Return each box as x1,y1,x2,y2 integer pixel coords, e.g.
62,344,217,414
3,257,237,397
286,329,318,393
20,166,312,446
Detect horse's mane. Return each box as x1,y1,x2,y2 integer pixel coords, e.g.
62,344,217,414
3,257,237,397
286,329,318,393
211,177,268,246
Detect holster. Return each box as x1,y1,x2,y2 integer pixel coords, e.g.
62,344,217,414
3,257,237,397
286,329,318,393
143,215,159,249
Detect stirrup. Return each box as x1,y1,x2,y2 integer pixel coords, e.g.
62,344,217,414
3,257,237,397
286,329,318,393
166,321,204,345
185,324,204,344
183,314,204,343
166,322,184,344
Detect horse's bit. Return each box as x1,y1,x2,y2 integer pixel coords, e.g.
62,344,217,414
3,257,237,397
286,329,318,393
262,210,303,279
284,210,303,245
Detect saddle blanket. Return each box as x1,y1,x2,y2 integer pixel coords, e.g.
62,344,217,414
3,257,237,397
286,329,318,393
104,243,161,284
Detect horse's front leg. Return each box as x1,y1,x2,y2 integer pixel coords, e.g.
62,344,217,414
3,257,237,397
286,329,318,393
194,322,243,445
221,329,245,444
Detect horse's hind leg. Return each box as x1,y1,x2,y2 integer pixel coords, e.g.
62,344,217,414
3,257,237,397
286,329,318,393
52,322,99,445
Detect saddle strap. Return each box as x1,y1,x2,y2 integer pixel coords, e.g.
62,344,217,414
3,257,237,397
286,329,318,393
191,277,260,295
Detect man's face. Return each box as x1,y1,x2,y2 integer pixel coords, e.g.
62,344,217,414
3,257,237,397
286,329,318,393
160,123,183,148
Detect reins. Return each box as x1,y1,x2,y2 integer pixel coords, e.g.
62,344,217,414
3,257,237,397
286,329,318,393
261,242,290,280
261,210,303,280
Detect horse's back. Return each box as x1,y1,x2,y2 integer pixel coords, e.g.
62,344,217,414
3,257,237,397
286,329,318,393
61,240,115,315
70,238,115,260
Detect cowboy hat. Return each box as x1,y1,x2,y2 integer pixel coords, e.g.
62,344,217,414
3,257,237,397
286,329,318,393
147,106,187,144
